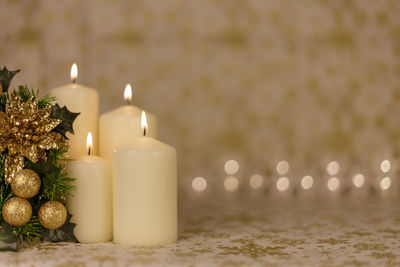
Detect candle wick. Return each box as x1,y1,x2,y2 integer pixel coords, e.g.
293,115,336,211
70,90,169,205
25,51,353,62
72,78,77,84
143,126,147,136
126,99,132,105
88,147,91,156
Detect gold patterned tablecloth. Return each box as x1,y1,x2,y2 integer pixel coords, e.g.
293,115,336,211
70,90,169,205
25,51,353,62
2,196,400,267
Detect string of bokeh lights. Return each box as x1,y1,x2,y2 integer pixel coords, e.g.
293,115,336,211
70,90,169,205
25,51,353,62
191,159,395,195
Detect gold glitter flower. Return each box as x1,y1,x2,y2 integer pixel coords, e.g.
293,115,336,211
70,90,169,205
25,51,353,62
0,92,66,183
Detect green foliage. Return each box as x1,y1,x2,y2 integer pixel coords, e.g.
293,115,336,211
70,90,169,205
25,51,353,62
13,216,43,241
25,149,75,202
17,85,55,108
0,221,17,251
0,68,78,250
51,104,80,138
47,149,75,202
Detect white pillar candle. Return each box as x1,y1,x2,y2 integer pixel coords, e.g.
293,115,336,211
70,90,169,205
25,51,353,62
99,84,157,161
49,63,99,158
113,112,177,246
67,133,112,243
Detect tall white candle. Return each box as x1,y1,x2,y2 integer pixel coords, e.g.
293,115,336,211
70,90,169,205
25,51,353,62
99,84,157,161
67,132,112,243
113,112,177,246
49,64,99,158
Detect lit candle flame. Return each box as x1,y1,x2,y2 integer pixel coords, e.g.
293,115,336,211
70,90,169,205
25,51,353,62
71,63,78,83
141,111,148,136
124,83,133,105
86,132,93,155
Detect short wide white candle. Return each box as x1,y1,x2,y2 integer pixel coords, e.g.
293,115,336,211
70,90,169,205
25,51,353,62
50,64,99,158
113,112,177,246
67,133,112,243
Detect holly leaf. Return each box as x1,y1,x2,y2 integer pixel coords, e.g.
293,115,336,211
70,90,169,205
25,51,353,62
50,104,80,139
0,67,20,93
0,221,17,251
41,213,78,243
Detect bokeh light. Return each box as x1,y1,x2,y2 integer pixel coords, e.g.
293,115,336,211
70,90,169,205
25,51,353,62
379,177,391,191
192,177,207,192
224,160,240,175
249,174,263,189
276,161,289,175
224,176,239,192
327,177,340,191
352,174,365,188
326,161,340,176
380,160,391,173
301,175,313,190
276,177,290,191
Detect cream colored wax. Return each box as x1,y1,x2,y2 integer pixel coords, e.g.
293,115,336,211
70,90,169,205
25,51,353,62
99,84,157,161
113,123,177,246
67,155,112,243
49,64,99,158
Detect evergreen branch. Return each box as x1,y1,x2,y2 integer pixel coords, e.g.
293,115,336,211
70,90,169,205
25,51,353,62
38,94,56,109
13,216,43,241
48,149,75,202
26,149,75,202
17,85,55,108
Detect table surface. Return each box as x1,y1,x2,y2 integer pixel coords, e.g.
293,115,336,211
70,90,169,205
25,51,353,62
2,194,400,267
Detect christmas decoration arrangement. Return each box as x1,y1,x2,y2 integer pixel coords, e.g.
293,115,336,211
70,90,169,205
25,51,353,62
0,67,79,251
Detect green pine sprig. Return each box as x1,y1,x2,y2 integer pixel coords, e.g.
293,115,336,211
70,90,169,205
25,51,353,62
17,85,55,108
13,216,43,241
47,149,75,202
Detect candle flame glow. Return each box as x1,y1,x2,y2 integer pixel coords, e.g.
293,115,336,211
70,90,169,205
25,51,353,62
71,63,78,83
86,132,93,155
141,111,148,136
124,84,133,104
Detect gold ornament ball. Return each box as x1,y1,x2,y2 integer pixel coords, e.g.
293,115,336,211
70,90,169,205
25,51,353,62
38,201,67,229
11,169,41,198
2,197,32,226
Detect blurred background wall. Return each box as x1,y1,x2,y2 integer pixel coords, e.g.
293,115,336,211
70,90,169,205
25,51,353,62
1,0,400,185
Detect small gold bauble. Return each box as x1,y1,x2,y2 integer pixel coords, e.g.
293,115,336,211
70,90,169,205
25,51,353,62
11,169,41,198
38,201,67,229
2,197,32,226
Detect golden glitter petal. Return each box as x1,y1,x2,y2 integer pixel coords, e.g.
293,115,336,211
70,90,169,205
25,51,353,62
38,105,52,119
41,118,61,133
26,144,39,163
38,132,66,151
0,111,6,124
7,142,20,155
4,155,24,184
1,92,68,182
37,149,47,161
